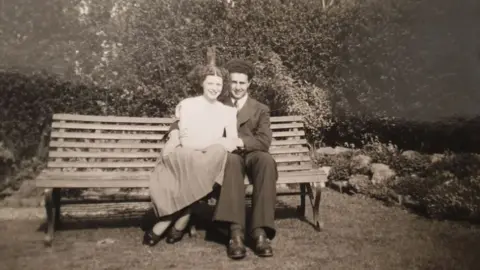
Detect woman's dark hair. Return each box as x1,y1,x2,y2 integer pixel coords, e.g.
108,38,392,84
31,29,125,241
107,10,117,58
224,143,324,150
187,64,231,100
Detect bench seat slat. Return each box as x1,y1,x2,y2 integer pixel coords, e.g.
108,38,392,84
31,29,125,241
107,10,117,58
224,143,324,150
270,116,303,122
36,169,327,188
48,151,161,159
52,122,170,132
273,131,305,137
270,123,304,129
53,114,175,124
269,148,309,154
50,132,166,140
49,141,165,149
270,139,307,146
47,162,157,168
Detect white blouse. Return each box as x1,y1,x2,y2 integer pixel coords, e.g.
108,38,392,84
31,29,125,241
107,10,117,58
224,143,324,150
175,96,238,150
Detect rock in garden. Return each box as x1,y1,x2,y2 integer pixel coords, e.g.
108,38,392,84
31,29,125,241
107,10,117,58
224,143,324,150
350,154,372,174
16,180,41,198
3,196,21,207
334,147,352,154
19,198,40,207
316,147,336,156
0,187,14,198
348,174,370,193
370,163,395,185
321,166,331,176
430,153,445,163
401,150,422,159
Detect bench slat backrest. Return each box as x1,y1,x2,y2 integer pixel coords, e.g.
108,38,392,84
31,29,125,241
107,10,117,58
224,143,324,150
47,114,312,173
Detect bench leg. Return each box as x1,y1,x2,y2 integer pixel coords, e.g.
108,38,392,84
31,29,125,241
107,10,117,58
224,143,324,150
296,184,306,218
53,189,61,227
306,184,324,232
44,188,61,246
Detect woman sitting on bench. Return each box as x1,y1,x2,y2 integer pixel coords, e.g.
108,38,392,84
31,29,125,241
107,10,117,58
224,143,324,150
144,62,238,246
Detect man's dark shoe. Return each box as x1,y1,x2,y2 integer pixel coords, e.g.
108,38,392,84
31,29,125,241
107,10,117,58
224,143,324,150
254,235,273,257
227,236,246,260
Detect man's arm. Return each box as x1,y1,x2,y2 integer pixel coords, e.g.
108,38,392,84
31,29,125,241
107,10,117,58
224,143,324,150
238,106,272,153
168,120,180,133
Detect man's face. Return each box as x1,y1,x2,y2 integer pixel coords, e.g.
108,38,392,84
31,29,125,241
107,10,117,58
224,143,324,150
230,72,250,100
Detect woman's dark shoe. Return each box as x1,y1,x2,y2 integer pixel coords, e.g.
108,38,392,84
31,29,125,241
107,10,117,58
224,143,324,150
166,226,186,244
143,229,163,246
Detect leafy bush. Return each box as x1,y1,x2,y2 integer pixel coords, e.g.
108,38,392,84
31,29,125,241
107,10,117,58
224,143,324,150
325,150,357,181
254,52,333,143
390,153,431,178
423,176,480,221
360,140,399,165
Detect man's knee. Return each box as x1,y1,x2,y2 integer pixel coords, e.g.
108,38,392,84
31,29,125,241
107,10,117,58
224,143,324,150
225,152,246,179
247,151,276,168
227,152,245,168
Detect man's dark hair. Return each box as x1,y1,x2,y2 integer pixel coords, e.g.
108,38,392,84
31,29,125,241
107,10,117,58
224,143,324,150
225,59,255,81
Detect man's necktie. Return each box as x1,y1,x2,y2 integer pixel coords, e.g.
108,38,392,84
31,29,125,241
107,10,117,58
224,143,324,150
233,99,239,110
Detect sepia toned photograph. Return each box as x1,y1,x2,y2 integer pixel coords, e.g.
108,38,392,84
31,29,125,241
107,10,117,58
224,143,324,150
0,0,479,269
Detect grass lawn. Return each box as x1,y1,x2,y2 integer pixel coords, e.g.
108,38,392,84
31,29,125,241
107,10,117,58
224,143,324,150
1,189,479,270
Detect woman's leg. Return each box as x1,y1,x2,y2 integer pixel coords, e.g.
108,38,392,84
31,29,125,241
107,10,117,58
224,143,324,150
165,207,192,244
173,207,191,231
152,219,172,236
144,217,173,246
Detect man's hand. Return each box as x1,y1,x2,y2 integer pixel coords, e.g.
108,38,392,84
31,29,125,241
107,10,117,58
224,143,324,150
162,130,181,157
236,138,244,149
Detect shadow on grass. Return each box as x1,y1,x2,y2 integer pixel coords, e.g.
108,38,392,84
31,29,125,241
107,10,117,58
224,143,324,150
34,198,319,243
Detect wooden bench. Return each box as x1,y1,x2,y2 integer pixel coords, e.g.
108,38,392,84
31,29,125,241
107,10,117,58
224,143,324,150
36,113,328,246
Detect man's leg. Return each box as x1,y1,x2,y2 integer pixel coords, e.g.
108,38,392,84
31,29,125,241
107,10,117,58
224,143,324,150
213,152,247,259
245,151,277,257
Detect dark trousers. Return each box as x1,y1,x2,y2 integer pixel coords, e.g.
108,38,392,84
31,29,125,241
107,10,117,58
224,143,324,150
213,151,278,239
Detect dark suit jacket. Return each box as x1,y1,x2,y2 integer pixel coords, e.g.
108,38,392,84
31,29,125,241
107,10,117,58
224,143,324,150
167,96,273,153
222,97,272,153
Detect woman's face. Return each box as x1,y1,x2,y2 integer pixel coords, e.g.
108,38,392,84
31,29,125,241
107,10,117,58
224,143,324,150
202,75,223,101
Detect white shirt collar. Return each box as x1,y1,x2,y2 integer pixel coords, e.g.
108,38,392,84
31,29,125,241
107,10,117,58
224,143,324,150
232,94,248,110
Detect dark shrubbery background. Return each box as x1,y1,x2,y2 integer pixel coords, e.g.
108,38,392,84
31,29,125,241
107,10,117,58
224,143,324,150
1,0,480,220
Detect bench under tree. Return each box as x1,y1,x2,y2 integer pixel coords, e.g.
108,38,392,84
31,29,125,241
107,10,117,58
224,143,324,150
36,113,328,246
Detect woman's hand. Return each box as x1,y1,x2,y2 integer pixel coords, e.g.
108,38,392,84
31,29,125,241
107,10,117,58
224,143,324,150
179,128,188,139
217,138,237,152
